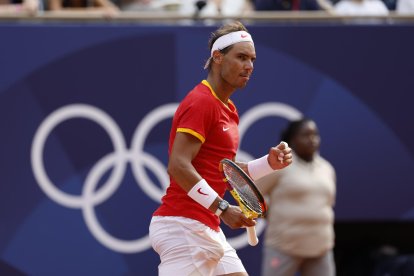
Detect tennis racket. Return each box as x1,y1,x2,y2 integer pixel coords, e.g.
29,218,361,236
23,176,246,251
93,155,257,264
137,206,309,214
220,158,267,246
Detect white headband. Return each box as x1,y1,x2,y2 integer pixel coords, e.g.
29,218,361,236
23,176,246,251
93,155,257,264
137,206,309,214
210,31,254,56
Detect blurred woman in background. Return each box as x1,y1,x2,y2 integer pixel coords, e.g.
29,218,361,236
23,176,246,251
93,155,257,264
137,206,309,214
256,118,336,276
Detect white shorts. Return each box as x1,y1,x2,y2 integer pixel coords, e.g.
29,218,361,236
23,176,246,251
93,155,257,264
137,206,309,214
149,216,246,276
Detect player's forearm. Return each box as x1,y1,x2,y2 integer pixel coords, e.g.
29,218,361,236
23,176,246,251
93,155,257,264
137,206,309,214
167,159,201,192
168,157,225,213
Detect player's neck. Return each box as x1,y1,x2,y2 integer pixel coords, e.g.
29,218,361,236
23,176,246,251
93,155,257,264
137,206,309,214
206,76,235,105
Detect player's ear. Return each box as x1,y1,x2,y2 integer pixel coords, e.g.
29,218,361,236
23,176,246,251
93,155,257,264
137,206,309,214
212,51,223,64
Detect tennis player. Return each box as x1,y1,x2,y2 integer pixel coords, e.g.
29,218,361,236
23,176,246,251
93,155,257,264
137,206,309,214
149,21,293,276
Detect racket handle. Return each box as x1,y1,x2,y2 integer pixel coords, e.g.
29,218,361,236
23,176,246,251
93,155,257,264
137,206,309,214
246,226,259,246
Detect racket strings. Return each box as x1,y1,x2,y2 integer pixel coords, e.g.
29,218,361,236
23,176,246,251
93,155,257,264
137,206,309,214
223,165,263,214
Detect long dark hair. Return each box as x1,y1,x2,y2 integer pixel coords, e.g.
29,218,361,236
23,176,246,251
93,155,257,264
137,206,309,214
280,118,312,145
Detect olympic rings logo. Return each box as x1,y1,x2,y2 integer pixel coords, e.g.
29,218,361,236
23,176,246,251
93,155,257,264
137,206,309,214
31,103,302,253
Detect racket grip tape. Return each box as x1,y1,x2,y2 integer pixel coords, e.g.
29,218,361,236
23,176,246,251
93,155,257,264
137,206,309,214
246,226,259,246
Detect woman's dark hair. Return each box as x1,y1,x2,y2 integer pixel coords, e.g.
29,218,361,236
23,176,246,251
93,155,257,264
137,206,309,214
204,21,249,70
280,118,313,144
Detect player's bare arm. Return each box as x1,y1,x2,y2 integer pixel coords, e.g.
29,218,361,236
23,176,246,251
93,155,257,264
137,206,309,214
167,132,204,192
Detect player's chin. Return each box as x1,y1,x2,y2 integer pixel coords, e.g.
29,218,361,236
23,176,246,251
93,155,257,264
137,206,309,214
237,77,250,88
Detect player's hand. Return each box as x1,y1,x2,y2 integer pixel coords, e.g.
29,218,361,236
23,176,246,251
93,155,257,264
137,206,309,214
220,205,256,229
268,141,293,170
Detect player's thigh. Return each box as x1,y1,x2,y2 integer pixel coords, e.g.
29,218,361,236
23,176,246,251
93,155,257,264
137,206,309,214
214,229,248,276
150,216,225,275
301,250,335,276
261,246,300,276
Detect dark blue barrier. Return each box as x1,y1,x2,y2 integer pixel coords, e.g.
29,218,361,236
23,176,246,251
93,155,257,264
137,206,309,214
1,22,413,275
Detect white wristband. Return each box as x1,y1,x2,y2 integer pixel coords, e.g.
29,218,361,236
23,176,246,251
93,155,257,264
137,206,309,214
248,154,274,181
187,179,218,209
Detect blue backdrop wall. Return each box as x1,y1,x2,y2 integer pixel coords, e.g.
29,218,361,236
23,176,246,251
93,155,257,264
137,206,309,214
1,22,413,275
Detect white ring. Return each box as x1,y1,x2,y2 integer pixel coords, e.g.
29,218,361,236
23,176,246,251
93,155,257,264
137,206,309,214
82,152,151,253
31,104,127,208
130,103,178,202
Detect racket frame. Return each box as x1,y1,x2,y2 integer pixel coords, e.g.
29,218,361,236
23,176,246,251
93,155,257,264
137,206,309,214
220,158,267,219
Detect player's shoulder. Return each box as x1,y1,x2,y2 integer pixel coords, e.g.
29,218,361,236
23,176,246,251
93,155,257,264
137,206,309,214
184,82,217,104
191,82,214,97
